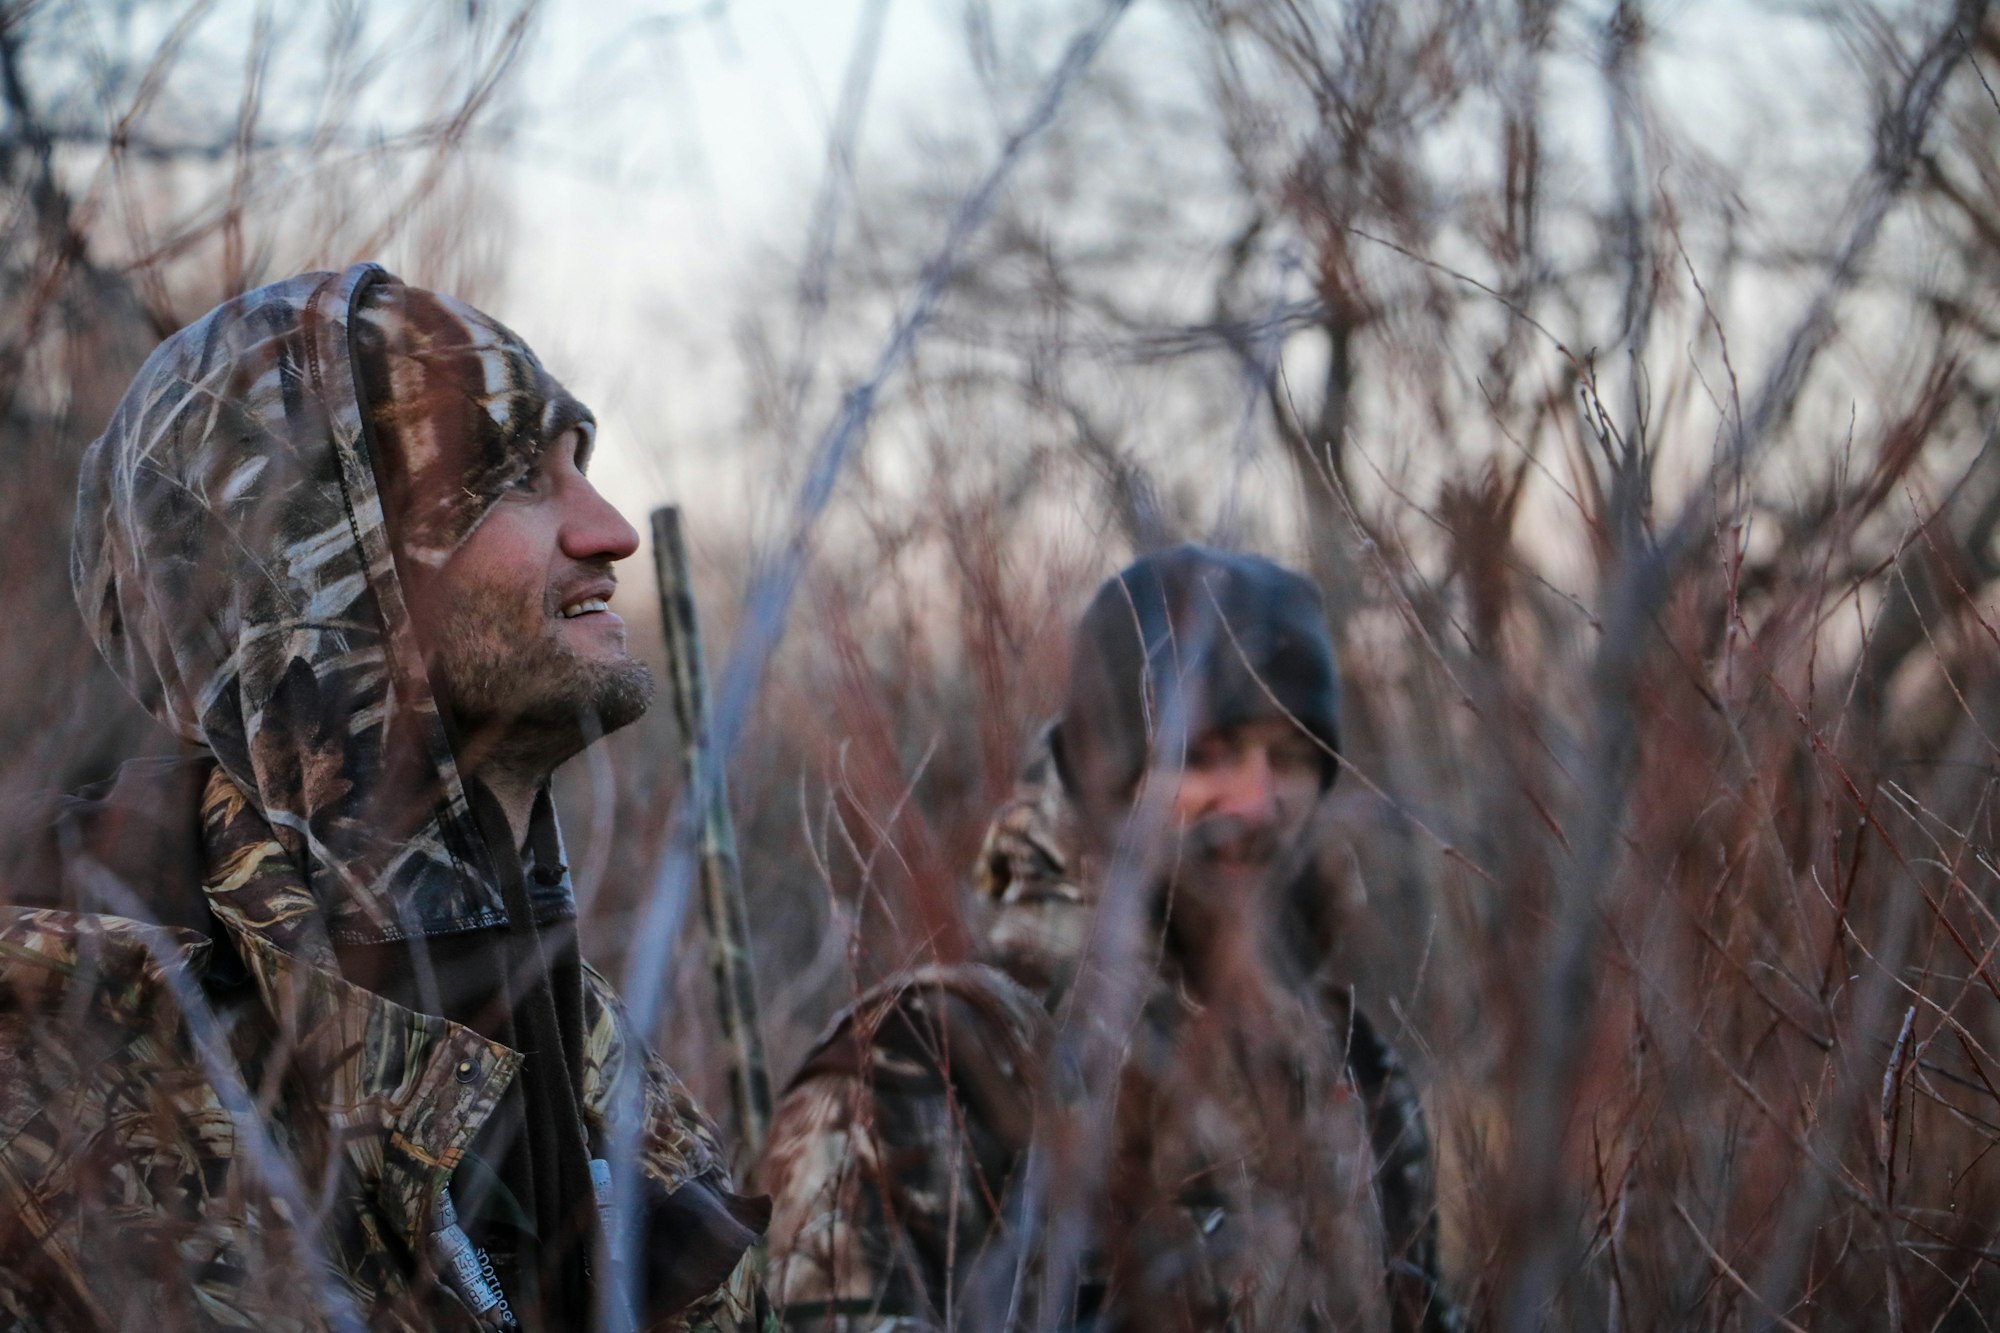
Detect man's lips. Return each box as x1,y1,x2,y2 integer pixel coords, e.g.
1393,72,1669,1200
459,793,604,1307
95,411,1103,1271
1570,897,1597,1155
557,581,621,623
1186,815,1280,867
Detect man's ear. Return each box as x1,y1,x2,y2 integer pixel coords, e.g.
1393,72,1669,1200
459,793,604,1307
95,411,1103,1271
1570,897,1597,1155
1049,721,1077,797
1050,722,1122,840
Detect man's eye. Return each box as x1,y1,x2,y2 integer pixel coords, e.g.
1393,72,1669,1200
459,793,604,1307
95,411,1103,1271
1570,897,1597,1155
507,468,543,495
1269,738,1320,775
1187,738,1233,772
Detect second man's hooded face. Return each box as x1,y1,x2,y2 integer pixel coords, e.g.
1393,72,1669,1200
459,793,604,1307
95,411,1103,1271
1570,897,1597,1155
1155,714,1323,903
1053,545,1342,930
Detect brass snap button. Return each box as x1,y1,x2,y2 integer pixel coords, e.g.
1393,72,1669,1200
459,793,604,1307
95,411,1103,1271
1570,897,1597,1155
454,1059,477,1084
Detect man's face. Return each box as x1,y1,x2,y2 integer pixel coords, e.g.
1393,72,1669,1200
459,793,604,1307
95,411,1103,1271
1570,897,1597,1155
414,427,654,761
1150,715,1323,903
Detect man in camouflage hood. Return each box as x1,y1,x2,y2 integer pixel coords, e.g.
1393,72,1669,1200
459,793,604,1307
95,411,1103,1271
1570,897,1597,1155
0,265,765,1330
761,545,1456,1331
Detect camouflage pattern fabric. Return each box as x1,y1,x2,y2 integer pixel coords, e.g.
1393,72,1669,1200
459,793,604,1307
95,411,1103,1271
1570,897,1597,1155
0,764,764,1331
977,738,1455,1329
3,265,765,1328
763,964,1047,1332
763,735,1457,1332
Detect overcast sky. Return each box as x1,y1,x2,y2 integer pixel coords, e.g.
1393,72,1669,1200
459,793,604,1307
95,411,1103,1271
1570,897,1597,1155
495,1,958,514
379,0,1869,549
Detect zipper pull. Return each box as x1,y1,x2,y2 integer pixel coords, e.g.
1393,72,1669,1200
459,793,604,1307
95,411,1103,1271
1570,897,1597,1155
590,1158,614,1226
433,1188,515,1329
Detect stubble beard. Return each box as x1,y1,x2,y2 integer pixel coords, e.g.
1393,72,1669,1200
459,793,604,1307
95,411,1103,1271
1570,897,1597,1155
1154,812,1315,991
430,578,656,774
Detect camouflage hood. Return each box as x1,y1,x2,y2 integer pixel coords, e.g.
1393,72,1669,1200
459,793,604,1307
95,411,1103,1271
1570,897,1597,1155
72,264,592,945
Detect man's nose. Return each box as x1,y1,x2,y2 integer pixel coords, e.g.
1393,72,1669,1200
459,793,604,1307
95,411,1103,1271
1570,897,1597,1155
1214,749,1278,826
560,476,641,564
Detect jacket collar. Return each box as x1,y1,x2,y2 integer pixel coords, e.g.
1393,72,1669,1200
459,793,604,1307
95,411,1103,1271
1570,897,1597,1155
199,763,523,1245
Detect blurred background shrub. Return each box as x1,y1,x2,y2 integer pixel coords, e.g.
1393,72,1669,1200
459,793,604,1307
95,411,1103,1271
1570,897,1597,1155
10,0,2000,1324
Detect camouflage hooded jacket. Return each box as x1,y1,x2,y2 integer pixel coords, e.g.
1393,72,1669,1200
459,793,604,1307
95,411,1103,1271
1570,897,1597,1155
761,739,1457,1332
0,266,764,1331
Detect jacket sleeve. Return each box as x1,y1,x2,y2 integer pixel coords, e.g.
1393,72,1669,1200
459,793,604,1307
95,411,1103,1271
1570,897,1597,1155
762,971,1043,1332
578,965,773,1333
761,1061,941,1332
673,1245,772,1333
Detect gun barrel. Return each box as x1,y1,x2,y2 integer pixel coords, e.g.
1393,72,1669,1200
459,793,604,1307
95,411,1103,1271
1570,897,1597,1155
650,505,773,1157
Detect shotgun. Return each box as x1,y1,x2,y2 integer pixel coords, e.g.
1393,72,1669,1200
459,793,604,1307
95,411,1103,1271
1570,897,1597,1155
649,505,772,1157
